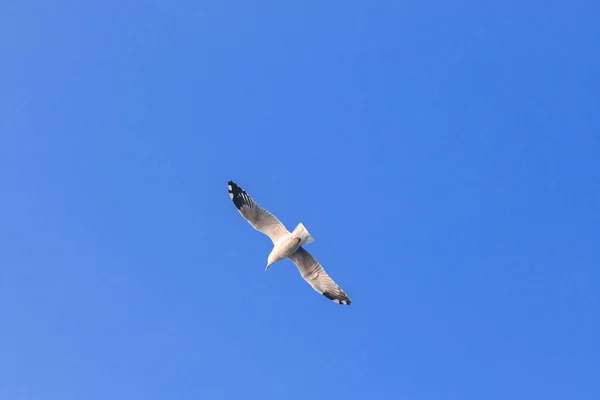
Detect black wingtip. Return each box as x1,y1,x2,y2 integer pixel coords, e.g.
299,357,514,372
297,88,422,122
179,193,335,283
323,292,352,305
228,181,252,210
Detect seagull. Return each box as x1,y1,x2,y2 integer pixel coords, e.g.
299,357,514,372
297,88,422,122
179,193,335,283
227,181,351,305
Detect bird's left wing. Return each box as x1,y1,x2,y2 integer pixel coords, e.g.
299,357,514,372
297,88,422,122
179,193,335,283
228,181,290,244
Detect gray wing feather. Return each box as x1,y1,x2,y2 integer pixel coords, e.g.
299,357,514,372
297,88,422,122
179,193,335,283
288,247,351,305
228,181,289,244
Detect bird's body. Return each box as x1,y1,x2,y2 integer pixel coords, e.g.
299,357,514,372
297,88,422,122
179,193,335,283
227,181,351,305
268,234,302,266
267,222,313,268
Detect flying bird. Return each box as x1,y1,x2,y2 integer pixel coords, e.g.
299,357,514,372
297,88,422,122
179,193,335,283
227,181,351,305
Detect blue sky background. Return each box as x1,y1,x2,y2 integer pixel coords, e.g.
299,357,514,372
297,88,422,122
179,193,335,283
1,1,599,399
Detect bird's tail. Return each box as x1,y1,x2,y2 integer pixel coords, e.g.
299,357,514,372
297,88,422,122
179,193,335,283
292,223,314,245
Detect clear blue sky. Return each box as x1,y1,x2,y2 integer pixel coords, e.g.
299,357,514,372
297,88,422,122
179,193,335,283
2,1,599,399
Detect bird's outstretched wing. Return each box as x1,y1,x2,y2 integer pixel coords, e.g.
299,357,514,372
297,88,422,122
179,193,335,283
288,247,351,305
228,181,290,244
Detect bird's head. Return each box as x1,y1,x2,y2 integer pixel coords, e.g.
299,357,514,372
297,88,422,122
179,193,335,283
265,253,276,271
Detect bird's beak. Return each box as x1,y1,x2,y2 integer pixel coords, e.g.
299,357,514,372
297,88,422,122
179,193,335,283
265,259,273,271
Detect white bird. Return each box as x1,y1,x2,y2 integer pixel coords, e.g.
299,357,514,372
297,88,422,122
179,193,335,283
228,181,351,305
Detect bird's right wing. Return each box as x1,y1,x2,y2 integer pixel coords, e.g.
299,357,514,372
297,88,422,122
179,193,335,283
228,181,290,244
288,247,351,305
